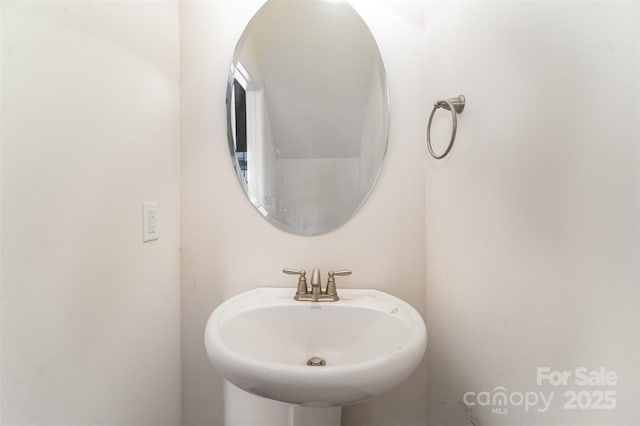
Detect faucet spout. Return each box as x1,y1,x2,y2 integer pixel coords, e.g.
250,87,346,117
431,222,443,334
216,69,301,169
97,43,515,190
310,268,321,297
310,268,321,286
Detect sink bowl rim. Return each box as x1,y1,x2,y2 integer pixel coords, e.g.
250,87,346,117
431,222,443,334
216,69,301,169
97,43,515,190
205,287,427,376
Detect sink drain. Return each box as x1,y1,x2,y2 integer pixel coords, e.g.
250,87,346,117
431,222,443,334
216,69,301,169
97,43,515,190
306,356,326,366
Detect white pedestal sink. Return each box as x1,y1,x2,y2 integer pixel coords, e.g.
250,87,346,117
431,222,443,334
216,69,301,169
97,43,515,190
205,287,427,425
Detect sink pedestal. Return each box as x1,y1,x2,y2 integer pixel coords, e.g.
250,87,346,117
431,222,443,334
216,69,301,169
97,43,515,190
225,381,341,426
290,405,341,426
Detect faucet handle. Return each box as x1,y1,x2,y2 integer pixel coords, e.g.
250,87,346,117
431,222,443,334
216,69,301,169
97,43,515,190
283,268,308,298
325,269,351,299
283,268,305,276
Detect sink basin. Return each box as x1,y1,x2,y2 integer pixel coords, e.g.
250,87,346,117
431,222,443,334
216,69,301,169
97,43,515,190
204,287,427,407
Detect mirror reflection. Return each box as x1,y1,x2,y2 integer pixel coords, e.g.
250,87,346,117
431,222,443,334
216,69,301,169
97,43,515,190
226,0,389,235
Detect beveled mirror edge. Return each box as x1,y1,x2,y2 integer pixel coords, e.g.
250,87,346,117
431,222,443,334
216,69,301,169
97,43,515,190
224,0,390,236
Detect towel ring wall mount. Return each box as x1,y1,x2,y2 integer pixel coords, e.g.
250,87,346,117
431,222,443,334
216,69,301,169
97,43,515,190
427,95,466,159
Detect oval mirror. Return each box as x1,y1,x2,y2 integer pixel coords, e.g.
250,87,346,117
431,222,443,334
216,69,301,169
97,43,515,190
226,0,389,236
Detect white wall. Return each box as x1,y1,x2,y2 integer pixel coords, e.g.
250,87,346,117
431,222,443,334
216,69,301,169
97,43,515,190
180,1,427,425
1,2,182,424
424,2,639,425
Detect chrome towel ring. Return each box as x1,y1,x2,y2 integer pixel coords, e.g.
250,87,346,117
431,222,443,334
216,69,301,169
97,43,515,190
427,95,466,159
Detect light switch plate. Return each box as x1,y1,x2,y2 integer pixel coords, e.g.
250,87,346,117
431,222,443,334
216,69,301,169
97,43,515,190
143,202,159,242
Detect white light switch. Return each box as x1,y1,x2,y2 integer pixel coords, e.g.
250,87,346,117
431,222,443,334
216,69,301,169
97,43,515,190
143,202,159,242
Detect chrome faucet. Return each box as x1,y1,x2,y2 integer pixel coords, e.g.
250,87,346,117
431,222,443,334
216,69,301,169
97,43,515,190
283,268,352,302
